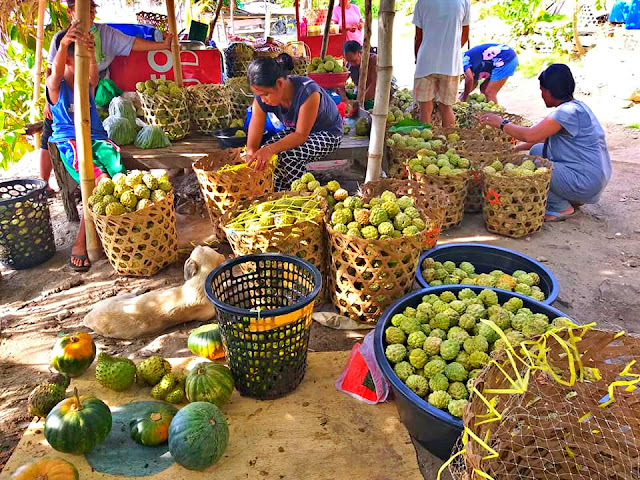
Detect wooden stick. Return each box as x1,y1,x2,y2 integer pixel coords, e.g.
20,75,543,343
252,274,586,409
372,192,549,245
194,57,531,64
320,0,335,59
208,0,224,44
365,0,395,182
166,0,184,87
32,0,46,148
230,0,235,35
356,0,372,104
74,0,100,261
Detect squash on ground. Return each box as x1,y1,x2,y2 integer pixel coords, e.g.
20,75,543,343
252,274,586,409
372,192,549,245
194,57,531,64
188,324,225,360
50,332,96,377
10,457,78,480
185,362,234,407
129,402,178,446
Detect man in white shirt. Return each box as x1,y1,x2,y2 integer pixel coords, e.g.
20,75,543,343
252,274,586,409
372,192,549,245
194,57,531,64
413,0,470,127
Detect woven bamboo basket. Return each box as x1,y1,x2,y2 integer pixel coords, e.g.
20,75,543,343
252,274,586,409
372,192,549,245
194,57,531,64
221,191,327,295
186,84,232,134
464,151,525,213
192,149,274,238
92,190,178,277
471,113,533,145
407,169,470,230
449,326,640,480
225,77,254,123
431,127,485,144
224,43,255,79
327,179,447,324
284,41,311,75
135,11,168,31
482,155,553,238
138,90,190,140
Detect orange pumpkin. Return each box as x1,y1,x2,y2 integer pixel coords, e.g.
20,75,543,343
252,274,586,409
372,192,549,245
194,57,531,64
10,457,79,480
50,332,96,377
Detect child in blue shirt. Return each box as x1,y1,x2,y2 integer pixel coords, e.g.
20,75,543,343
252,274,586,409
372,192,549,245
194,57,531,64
47,24,125,271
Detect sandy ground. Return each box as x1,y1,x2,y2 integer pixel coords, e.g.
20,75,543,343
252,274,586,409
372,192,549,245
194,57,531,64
1,24,640,477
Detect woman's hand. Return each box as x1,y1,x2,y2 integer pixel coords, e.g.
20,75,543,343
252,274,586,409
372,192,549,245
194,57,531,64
61,23,82,48
246,145,274,172
161,32,175,49
478,112,503,129
357,18,364,30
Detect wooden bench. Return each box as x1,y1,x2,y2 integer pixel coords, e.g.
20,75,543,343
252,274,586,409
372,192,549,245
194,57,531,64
48,142,80,223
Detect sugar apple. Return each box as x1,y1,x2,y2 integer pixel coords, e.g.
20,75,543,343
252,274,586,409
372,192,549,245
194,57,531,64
423,358,447,378
407,331,428,349
429,373,449,392
445,362,468,382
448,399,468,418
428,390,452,410
385,326,406,345
394,361,415,382
423,337,442,356
406,374,429,397
408,348,428,369
385,344,407,364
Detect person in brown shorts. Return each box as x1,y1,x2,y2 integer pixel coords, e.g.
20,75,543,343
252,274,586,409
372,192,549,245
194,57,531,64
413,0,470,127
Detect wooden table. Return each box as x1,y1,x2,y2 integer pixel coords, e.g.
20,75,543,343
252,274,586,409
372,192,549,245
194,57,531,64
120,134,370,171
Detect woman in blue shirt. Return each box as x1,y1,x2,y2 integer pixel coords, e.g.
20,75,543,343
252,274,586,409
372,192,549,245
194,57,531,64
479,64,612,222
245,54,343,191
460,43,518,104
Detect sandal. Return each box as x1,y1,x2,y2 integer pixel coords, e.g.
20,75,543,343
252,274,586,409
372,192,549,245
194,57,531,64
544,209,575,222
45,186,56,198
69,253,91,272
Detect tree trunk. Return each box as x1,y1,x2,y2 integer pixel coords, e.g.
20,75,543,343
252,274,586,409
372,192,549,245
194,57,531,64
74,0,100,261
573,0,586,55
207,0,224,44
365,0,394,182
320,0,336,59
166,0,184,86
356,0,372,104
32,0,46,147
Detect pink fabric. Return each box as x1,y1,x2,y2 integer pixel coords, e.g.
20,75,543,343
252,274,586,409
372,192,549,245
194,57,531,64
68,140,103,179
332,3,364,44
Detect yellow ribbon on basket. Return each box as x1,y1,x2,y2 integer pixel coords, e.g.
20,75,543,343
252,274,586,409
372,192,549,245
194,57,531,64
246,302,314,333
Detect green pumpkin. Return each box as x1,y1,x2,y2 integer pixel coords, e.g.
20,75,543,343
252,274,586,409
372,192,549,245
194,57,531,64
129,402,177,446
44,388,112,454
185,362,234,407
188,324,225,361
168,402,229,470
50,332,96,377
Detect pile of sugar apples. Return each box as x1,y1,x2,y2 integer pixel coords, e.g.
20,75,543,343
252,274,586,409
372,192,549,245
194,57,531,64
89,170,172,216
483,158,549,177
384,287,572,417
308,55,348,74
406,147,471,177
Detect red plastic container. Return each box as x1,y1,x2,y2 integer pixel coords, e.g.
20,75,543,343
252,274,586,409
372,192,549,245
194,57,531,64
308,72,350,90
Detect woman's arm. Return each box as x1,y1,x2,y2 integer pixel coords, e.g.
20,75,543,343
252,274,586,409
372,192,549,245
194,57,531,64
132,34,173,51
246,98,267,155
480,113,563,144
460,68,475,101
250,92,321,171
513,142,534,152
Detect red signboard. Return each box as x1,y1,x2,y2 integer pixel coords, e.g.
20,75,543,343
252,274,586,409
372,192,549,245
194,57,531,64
109,49,223,91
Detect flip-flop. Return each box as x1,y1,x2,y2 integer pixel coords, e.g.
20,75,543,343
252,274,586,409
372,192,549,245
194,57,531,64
69,253,90,272
545,210,575,222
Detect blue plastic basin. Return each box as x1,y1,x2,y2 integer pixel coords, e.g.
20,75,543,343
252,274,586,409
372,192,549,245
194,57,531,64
373,285,574,460
416,243,559,305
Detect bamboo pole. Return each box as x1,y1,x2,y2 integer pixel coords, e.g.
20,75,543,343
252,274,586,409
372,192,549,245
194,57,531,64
320,0,335,59
356,0,372,104
166,0,184,87
573,0,586,55
230,0,235,35
365,0,394,182
74,0,100,261
32,0,47,149
208,0,224,44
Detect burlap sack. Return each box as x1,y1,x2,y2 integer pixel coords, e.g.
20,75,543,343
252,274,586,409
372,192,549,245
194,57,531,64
138,90,190,140
450,326,640,480
482,156,553,238
327,179,447,324
186,84,232,134
92,190,177,276
192,149,274,237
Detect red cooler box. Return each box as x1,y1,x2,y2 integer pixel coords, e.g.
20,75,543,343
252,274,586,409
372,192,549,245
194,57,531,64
110,49,223,91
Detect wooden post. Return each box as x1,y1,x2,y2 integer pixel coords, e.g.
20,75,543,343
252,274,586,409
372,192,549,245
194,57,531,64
166,0,184,87
320,0,335,59
365,0,394,182
230,0,236,35
356,0,372,104
74,0,100,261
573,0,586,55
32,0,47,148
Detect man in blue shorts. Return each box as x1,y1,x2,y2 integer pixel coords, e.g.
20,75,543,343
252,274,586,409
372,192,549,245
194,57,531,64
460,43,518,105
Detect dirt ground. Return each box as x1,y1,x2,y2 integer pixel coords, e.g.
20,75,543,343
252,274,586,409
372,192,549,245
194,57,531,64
2,35,640,478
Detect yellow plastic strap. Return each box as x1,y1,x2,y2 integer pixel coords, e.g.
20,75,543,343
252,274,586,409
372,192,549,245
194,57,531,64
436,448,466,480
600,360,640,408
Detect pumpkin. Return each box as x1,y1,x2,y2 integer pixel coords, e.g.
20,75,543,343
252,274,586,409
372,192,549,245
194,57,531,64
129,402,178,446
10,457,78,480
185,362,234,407
50,332,96,377
44,388,112,454
168,402,229,470
188,324,225,360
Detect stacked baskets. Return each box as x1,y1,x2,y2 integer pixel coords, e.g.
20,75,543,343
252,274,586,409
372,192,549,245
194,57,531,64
138,89,191,141
186,84,232,134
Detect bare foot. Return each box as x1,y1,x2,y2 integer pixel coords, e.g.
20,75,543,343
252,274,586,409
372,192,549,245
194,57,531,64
545,205,575,222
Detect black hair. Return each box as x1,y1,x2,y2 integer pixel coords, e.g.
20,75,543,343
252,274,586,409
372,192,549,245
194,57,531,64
538,63,575,101
473,60,493,80
55,30,75,55
247,53,294,88
343,40,363,55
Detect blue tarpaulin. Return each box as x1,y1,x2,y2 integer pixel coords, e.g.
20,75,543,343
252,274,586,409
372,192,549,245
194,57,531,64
107,23,163,41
